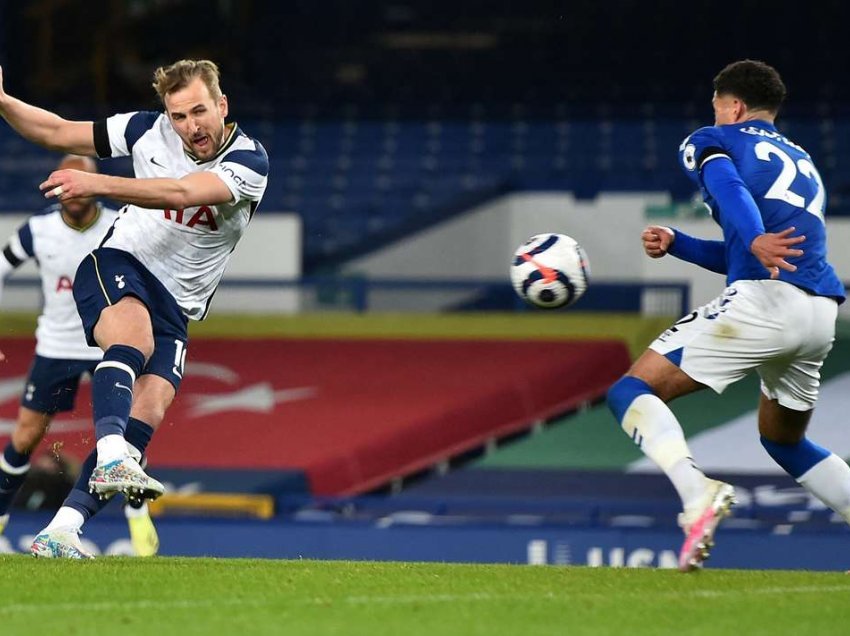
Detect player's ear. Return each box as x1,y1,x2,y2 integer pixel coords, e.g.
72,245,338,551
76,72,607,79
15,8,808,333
734,98,746,122
219,94,229,119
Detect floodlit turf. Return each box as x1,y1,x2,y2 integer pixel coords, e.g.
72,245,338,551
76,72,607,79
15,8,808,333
1,557,848,635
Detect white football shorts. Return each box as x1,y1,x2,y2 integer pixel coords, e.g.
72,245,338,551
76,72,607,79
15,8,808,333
650,279,838,411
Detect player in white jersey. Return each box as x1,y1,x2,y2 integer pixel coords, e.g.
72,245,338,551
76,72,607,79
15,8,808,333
0,59,269,558
0,155,159,557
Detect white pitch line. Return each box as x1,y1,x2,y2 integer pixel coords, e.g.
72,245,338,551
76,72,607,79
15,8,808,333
690,584,850,597
0,598,262,614
2,585,849,614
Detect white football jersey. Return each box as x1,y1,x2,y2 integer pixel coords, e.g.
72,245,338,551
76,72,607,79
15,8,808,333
94,111,269,320
0,205,120,360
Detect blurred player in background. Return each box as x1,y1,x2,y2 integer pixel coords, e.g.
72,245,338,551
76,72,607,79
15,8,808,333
607,60,848,571
0,59,268,558
0,155,158,556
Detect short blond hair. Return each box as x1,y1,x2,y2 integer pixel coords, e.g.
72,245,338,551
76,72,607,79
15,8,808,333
152,59,222,104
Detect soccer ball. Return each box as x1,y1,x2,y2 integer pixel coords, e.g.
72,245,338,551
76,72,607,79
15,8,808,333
510,233,590,309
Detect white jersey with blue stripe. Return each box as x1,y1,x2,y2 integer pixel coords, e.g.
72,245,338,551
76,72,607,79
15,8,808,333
1,205,119,360
94,111,269,320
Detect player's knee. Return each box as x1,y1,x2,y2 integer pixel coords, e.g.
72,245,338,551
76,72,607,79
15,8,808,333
95,300,155,358
607,376,655,424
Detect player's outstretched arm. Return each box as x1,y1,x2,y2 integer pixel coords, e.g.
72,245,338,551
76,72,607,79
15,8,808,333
40,170,233,210
643,225,727,274
0,66,96,155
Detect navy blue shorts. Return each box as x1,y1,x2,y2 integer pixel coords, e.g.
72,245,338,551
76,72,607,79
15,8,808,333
73,247,190,391
21,355,99,414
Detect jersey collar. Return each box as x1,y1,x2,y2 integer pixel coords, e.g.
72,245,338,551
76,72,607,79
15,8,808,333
739,118,776,131
184,122,239,164
61,203,102,233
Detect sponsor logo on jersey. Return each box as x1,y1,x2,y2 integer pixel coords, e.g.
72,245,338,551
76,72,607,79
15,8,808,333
55,276,73,292
163,207,219,231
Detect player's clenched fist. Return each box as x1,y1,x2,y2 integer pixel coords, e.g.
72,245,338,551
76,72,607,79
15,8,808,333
642,225,674,258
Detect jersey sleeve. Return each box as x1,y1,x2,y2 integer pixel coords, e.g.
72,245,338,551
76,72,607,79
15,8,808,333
94,111,161,159
210,142,269,203
0,220,34,276
679,126,732,186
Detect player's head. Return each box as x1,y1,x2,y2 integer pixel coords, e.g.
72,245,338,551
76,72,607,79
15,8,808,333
57,155,98,223
153,59,228,161
711,60,786,126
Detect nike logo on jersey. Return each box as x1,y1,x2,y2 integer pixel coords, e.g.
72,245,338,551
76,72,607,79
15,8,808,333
149,156,166,168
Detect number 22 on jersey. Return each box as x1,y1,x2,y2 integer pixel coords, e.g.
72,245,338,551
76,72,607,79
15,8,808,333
755,141,825,222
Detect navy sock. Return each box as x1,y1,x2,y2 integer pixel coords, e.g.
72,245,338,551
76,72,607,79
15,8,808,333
0,444,31,515
66,417,155,520
92,345,146,440
124,417,154,458
760,436,830,479
64,450,100,521
125,418,154,509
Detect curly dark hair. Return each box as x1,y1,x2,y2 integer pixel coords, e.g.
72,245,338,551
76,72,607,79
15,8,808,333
713,60,787,114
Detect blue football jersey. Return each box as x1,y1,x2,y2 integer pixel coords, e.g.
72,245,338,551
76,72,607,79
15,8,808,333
679,121,844,301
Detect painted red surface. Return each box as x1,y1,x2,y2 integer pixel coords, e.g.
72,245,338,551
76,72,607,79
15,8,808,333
0,337,629,495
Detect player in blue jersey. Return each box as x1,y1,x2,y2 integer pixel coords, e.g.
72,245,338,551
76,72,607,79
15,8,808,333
0,155,159,556
607,60,849,572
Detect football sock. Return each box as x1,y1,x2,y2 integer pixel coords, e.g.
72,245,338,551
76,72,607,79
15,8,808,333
0,443,30,515
608,376,709,511
761,436,850,522
43,506,85,533
124,501,149,517
65,418,156,522
92,345,146,463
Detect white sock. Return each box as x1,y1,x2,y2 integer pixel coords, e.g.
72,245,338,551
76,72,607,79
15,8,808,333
124,501,149,519
797,453,850,523
96,434,129,464
126,442,141,463
622,393,709,510
43,506,85,532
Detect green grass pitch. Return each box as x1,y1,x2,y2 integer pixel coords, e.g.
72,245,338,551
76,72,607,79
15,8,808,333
1,557,848,635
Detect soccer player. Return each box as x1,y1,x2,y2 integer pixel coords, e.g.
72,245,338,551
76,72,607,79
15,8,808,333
607,60,848,572
0,59,268,558
0,155,159,557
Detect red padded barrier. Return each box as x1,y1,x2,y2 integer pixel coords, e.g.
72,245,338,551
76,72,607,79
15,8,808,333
0,338,630,495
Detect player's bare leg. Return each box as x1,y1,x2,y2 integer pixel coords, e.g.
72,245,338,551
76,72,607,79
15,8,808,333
608,350,736,572
0,407,51,533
